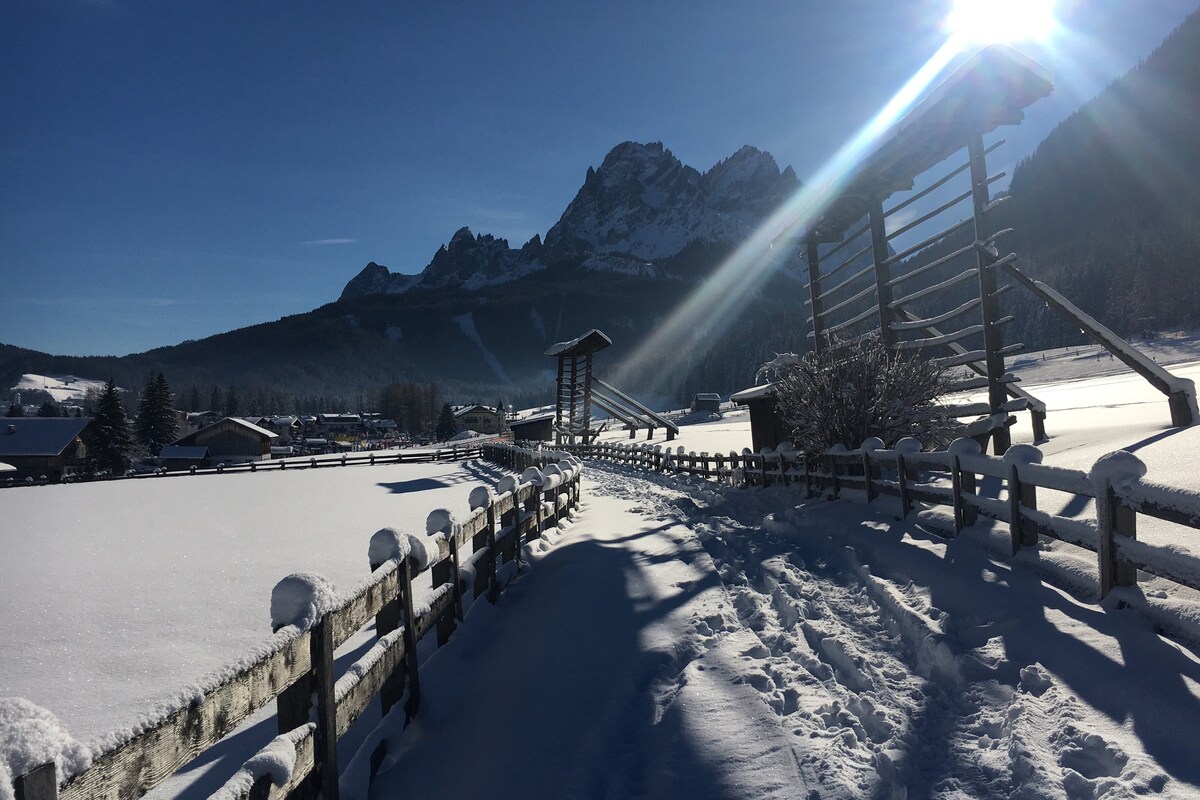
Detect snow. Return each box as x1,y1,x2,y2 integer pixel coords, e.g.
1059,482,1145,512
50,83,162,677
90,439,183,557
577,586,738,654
0,458,492,754
208,724,311,800
6,350,1200,798
355,463,1200,798
451,312,512,385
269,572,339,632
10,374,107,405
0,698,91,797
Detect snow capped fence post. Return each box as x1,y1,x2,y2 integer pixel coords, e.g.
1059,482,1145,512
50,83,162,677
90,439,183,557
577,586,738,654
367,529,413,719
1003,444,1043,554
428,510,462,643
948,438,980,533
12,761,57,800
1092,451,1147,598
269,573,339,800
861,438,884,503
894,438,922,518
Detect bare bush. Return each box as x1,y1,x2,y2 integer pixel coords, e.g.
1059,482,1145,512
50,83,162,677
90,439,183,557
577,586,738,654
775,335,957,459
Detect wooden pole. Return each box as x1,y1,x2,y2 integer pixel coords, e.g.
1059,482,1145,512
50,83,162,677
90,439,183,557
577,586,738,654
967,134,1011,454
806,240,826,348
12,763,57,800
868,199,897,347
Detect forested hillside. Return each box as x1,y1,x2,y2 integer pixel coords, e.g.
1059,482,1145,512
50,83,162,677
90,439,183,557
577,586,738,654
1002,10,1200,346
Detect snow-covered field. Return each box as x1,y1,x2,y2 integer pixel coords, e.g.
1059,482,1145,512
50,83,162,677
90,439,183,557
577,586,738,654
10,374,107,404
4,349,1200,799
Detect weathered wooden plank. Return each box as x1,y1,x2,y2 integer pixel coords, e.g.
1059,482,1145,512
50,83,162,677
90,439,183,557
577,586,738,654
334,632,406,738
13,762,56,800
244,725,317,800
1114,538,1200,592
59,631,311,800
327,563,401,650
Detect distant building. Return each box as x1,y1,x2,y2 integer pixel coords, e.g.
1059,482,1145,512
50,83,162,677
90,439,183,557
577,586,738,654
692,393,723,413
453,405,506,435
730,384,787,453
0,417,95,482
510,411,554,442
317,413,362,436
159,445,210,471
170,417,277,464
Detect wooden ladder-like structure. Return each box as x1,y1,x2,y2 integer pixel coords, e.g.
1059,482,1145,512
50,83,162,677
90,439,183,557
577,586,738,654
546,329,680,444
784,44,1194,455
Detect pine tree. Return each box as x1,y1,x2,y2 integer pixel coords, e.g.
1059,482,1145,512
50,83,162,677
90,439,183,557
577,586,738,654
209,386,222,413
225,387,240,417
37,401,58,417
6,403,24,417
136,372,178,451
435,403,458,441
88,379,134,475
187,386,201,412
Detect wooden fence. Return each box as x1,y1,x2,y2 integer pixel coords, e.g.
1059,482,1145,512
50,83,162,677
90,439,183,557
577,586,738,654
568,438,1200,599
9,443,580,800
4,445,492,489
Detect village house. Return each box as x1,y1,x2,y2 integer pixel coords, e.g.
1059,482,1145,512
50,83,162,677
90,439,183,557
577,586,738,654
0,417,95,482
453,405,507,435
168,417,277,464
691,393,723,414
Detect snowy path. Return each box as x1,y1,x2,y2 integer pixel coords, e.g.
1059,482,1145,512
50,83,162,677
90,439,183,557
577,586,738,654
366,464,1200,800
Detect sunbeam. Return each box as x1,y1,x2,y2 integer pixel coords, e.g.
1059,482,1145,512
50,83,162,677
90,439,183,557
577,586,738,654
612,37,966,392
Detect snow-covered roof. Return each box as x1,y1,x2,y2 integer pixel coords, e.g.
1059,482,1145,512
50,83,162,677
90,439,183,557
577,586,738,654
694,393,723,402
454,404,498,417
730,383,777,403
318,413,361,424
544,329,612,357
173,416,278,445
512,412,555,426
0,461,16,472
0,417,92,457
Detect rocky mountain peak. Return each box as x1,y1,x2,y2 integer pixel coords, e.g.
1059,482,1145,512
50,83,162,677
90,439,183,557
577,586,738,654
340,139,800,299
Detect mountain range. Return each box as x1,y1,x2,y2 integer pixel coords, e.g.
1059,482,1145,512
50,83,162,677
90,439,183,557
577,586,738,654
3,10,1199,411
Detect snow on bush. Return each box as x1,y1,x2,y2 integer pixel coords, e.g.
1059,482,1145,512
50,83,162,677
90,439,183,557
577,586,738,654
0,698,91,795
270,572,338,632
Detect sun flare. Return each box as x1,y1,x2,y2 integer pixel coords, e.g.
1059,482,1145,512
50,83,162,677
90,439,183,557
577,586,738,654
947,0,1057,45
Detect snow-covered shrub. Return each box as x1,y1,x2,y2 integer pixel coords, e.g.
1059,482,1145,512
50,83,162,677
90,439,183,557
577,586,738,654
774,334,957,460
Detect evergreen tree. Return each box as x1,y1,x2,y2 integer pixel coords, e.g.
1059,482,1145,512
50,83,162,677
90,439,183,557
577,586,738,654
136,372,178,451
435,403,458,441
73,407,83,418
87,379,133,474
225,387,240,417
37,401,59,417
209,386,222,413
187,386,202,412
6,403,24,417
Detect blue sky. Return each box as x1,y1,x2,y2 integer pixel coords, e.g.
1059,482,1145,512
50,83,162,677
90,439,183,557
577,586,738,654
2,0,1197,356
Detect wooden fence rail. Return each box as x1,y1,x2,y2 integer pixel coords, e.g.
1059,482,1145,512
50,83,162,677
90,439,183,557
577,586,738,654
9,444,581,800
567,438,1200,601
3,445,493,489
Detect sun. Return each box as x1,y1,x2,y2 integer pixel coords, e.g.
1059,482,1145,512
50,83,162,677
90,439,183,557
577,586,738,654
946,0,1058,45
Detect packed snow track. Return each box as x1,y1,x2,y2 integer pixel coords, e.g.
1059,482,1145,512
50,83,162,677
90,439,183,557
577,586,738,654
364,462,1200,799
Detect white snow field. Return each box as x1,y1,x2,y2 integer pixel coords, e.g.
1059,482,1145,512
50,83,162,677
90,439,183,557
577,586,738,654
3,353,1200,799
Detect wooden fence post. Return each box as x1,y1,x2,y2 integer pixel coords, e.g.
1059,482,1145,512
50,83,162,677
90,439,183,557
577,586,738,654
948,438,980,533
1002,444,1042,554
12,762,57,800
1092,451,1147,598
311,614,339,800
368,536,407,718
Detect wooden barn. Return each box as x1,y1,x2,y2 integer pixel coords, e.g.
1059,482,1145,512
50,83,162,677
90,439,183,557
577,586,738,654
510,412,555,442
0,417,94,482
170,417,277,464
